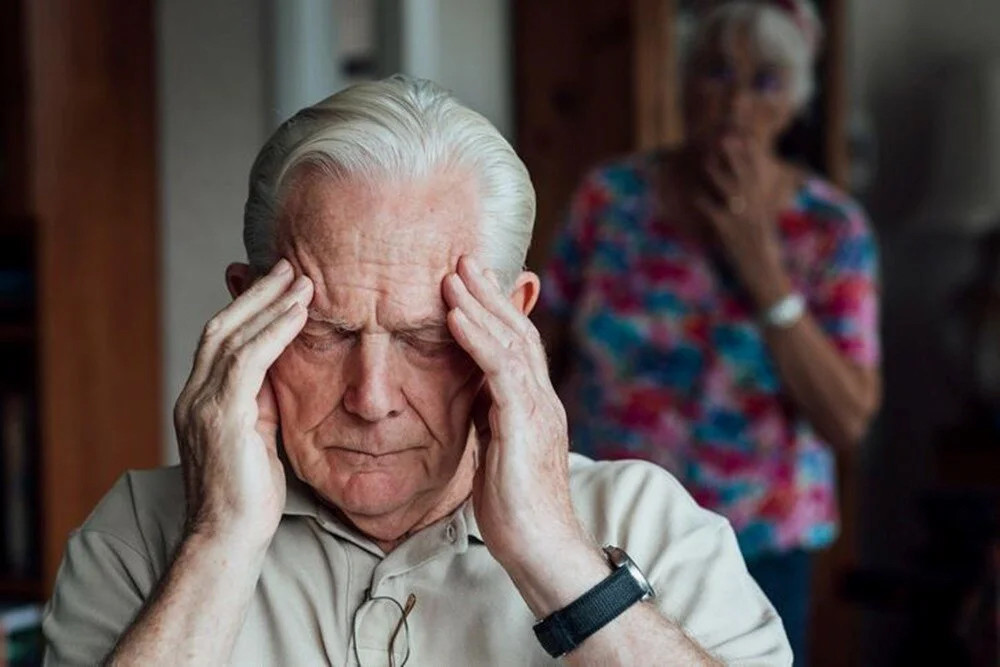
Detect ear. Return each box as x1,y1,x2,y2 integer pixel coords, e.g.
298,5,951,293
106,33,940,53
507,270,541,317
225,262,252,299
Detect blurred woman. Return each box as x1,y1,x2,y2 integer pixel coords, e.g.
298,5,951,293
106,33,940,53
537,1,881,663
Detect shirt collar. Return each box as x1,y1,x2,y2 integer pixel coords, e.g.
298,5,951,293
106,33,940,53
461,499,484,543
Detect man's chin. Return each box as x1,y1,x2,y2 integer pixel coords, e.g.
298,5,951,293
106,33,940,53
319,468,424,525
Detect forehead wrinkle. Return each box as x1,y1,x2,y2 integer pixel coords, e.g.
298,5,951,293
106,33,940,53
282,170,480,245
307,273,449,331
277,168,481,334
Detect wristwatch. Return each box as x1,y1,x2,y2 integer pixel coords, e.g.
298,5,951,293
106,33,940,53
533,546,656,658
760,292,806,329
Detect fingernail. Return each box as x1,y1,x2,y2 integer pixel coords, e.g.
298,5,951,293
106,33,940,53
293,275,311,292
274,258,292,275
465,255,481,272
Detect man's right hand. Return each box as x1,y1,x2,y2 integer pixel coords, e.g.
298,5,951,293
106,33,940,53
173,258,312,548
106,260,312,665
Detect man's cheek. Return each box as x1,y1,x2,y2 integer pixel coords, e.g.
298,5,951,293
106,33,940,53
405,365,476,434
269,350,344,425
443,367,483,433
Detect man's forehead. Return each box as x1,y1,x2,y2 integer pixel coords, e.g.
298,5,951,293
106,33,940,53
277,169,480,329
306,275,452,333
278,169,480,264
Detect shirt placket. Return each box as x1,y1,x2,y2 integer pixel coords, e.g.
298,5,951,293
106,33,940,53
343,510,471,666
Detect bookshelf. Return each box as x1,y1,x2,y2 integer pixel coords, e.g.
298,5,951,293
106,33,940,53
0,0,161,602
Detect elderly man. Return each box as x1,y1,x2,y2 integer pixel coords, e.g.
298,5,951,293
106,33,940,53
43,76,791,665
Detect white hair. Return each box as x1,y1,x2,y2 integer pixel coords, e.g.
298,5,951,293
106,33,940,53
684,1,823,109
243,75,535,288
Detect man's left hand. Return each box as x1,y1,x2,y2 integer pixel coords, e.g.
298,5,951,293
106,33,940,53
442,256,600,600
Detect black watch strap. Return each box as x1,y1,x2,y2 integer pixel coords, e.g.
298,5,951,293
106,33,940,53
532,563,647,657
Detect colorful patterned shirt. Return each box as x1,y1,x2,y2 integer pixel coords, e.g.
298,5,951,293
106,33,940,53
541,153,880,558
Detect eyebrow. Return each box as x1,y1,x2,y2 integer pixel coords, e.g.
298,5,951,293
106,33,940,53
305,310,449,334
306,310,357,330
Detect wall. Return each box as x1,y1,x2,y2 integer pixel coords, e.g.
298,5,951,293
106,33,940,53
400,0,512,138
847,1,1000,662
157,0,269,462
848,0,1000,558
849,0,1000,226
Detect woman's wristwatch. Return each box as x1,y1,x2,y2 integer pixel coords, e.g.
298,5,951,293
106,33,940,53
532,546,656,657
760,292,806,329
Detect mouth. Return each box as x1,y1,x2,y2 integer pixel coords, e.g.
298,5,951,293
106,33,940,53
327,446,422,466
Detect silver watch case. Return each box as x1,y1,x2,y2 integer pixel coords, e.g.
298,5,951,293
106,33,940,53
603,545,656,600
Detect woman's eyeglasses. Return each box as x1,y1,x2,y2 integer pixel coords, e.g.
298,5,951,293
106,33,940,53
699,61,787,96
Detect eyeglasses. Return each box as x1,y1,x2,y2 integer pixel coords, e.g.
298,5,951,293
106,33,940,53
351,592,417,667
698,60,788,97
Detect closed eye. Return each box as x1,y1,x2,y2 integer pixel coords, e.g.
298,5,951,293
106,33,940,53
397,332,459,357
297,322,357,351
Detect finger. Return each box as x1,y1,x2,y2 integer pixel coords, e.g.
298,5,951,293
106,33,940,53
693,194,731,230
442,271,517,352
225,301,308,406
746,140,769,183
191,259,295,385
446,307,526,409
223,275,313,353
471,386,493,446
704,156,737,199
456,256,544,357
444,263,551,380
722,138,753,185
257,375,279,431
483,268,550,374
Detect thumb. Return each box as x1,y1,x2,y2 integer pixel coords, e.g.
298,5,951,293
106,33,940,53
256,375,280,444
471,386,493,448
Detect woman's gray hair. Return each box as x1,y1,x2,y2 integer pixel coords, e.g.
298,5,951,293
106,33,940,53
243,75,535,288
684,1,823,109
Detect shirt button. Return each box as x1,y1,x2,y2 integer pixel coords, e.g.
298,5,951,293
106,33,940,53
445,523,457,543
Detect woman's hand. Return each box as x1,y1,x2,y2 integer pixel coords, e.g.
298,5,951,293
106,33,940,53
694,138,793,309
173,258,312,549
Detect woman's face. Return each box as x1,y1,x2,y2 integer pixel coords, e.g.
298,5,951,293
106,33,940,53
684,27,799,154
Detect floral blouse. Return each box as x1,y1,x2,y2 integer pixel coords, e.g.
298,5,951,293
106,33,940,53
541,153,880,558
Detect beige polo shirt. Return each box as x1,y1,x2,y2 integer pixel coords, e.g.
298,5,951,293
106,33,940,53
43,454,791,665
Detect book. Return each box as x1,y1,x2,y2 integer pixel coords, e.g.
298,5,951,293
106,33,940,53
1,602,43,667
0,604,40,636
1,391,33,577
0,269,32,325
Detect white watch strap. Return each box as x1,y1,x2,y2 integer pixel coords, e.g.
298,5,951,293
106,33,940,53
761,293,806,328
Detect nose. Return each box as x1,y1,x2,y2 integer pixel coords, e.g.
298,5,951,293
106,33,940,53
722,81,754,124
342,334,404,422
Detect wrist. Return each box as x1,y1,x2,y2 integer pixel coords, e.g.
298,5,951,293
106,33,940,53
502,533,611,618
183,518,275,559
747,265,792,310
759,292,807,329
